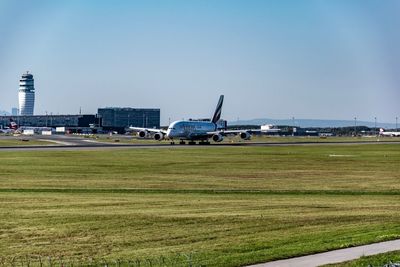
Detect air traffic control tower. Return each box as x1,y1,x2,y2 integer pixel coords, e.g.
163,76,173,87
18,72,35,115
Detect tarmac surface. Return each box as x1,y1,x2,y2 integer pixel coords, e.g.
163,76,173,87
248,239,400,267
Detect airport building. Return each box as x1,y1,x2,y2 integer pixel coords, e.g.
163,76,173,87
98,107,160,132
0,73,161,133
0,108,160,133
0,114,98,132
18,72,35,115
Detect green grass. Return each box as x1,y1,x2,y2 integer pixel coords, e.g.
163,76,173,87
2,145,399,192
1,145,400,266
324,251,400,266
91,134,400,144
1,134,398,147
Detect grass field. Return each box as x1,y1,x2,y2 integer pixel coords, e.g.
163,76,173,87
85,134,400,145
1,144,400,266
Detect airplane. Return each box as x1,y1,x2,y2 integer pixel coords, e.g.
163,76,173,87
0,119,19,134
0,119,51,135
129,95,259,144
379,128,400,137
260,124,281,134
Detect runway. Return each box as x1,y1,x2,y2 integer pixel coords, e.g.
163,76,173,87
1,134,400,151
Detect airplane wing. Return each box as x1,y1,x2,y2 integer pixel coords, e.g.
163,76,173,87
0,128,14,134
129,127,167,134
206,129,261,136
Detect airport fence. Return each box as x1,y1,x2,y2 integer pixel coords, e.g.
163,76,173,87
0,253,208,267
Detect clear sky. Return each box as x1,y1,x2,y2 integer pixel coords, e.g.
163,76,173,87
0,0,399,124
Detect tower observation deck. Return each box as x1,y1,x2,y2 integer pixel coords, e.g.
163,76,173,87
18,72,35,115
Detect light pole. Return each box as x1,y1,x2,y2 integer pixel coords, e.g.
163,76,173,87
354,117,357,136
374,117,377,136
396,117,398,132
292,117,295,136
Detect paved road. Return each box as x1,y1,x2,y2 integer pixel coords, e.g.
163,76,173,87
249,239,400,267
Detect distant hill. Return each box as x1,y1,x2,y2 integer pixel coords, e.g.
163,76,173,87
0,110,10,116
229,118,397,129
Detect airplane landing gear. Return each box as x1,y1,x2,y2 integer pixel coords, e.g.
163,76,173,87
188,141,196,145
179,140,186,145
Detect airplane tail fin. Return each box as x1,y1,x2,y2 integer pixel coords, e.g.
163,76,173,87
211,95,224,123
380,128,384,133
9,118,18,130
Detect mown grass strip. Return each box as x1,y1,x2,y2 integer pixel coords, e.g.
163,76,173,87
1,145,399,266
2,188,400,196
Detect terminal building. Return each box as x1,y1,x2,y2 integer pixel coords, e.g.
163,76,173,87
0,114,98,132
98,107,160,132
0,108,160,134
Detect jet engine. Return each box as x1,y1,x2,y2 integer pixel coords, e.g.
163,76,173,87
154,132,164,141
240,131,251,140
138,130,147,138
212,134,224,142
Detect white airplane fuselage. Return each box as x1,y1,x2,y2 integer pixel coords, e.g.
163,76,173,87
166,120,217,140
379,129,400,137
380,132,400,137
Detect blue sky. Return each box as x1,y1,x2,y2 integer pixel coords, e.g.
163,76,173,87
0,0,399,124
